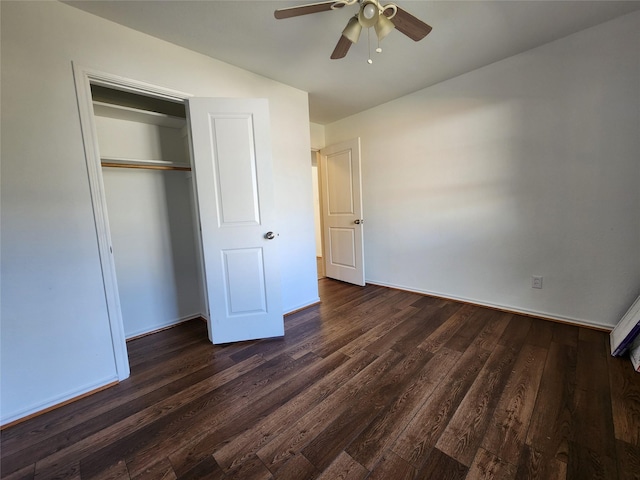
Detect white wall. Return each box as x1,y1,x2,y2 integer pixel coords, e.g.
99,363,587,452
325,12,640,328
103,168,203,338
310,122,326,150
0,1,318,425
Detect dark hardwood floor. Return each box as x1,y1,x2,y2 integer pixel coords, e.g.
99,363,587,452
2,279,639,479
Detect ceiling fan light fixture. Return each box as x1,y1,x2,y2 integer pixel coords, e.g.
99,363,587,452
374,13,395,41
342,15,362,43
274,0,432,61
358,1,379,28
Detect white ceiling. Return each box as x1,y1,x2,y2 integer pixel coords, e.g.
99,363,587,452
66,0,640,124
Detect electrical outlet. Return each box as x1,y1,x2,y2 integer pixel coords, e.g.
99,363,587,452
532,275,543,289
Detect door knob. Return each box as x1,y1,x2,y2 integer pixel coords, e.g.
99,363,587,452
264,231,276,240
354,219,364,225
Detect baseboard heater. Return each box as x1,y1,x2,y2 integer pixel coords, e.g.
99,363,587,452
610,294,640,356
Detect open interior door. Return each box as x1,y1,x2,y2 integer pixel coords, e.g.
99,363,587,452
188,98,283,344
320,138,365,286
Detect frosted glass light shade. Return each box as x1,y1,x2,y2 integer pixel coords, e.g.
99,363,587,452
363,3,377,19
358,1,379,28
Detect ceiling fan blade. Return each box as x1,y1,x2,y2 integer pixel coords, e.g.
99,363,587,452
389,6,432,41
274,1,344,19
330,35,352,59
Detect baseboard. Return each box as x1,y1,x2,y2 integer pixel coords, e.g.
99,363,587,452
1,376,118,428
366,280,612,332
3,315,207,428
125,313,204,341
284,297,321,316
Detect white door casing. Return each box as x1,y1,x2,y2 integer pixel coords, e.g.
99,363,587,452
320,138,365,286
188,98,284,344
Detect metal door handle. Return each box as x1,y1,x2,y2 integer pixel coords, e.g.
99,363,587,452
354,219,364,225
264,231,276,240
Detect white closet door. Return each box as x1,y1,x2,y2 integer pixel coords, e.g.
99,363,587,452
188,98,283,344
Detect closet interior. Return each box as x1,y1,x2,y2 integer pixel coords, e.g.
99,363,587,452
91,85,205,340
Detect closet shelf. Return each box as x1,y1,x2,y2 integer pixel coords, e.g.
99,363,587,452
101,157,191,171
93,101,186,129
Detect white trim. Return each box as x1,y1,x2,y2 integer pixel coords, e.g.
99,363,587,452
0,375,118,426
75,65,192,102
284,297,322,315
366,279,613,331
124,313,204,340
72,63,194,382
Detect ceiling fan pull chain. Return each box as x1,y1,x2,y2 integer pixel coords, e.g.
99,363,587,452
367,27,373,64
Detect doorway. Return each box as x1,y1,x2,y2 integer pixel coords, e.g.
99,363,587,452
74,65,198,379
311,150,325,279
90,84,205,342
74,64,285,381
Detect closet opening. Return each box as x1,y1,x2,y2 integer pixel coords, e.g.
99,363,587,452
90,84,207,349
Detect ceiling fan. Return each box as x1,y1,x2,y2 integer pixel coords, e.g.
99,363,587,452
274,0,432,61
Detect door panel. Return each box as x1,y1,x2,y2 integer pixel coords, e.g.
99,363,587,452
188,98,283,344
213,116,261,225
222,248,267,315
327,153,354,214
329,228,356,267
320,138,365,286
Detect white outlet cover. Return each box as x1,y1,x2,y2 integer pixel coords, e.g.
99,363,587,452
532,276,543,289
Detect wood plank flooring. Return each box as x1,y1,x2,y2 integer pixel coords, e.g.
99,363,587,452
2,279,639,479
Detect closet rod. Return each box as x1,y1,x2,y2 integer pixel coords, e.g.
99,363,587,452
101,162,191,172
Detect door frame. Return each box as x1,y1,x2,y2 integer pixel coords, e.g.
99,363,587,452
311,149,326,274
72,63,197,381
